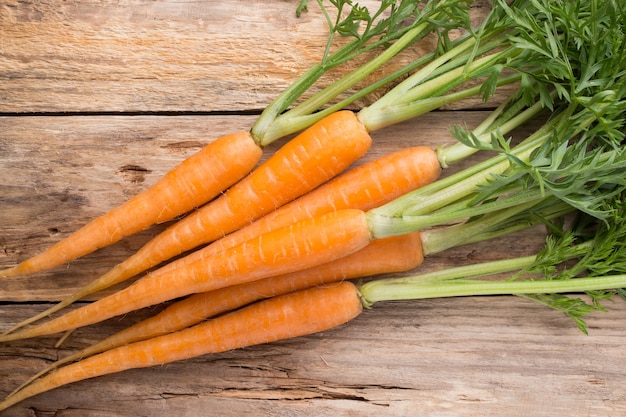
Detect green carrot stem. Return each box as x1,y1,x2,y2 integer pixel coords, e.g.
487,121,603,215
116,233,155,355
417,198,546,254
250,0,423,143
260,12,507,143
253,0,475,145
368,130,546,219
362,73,523,133
256,21,435,145
409,192,574,258
359,34,482,113
359,239,597,307
439,93,549,166
357,51,522,132
251,64,327,144
283,24,434,121
254,54,431,144
361,275,626,307
368,101,580,220
368,189,547,240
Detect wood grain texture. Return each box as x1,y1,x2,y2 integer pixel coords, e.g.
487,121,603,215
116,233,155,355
1,0,329,112
1,0,626,416
0,0,442,113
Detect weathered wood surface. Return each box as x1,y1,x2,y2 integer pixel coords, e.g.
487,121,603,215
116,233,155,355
1,1,626,416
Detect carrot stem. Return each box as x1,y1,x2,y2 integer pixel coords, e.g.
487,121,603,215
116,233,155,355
361,274,626,307
368,113,563,218
253,0,472,145
367,189,547,240
439,90,550,167
256,20,434,145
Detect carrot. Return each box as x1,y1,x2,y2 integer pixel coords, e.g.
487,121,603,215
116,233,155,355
6,208,626,410
4,110,372,334
2,0,539,333
0,131,262,278
0,281,364,412
88,111,369,275
1,130,574,344
0,209,373,342
117,232,422,339
4,145,440,386
12,188,573,393
13,145,436,330
7,232,423,397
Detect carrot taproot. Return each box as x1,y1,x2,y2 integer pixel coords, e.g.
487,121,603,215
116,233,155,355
0,209,372,342
8,231,423,395
121,111,368,268
0,281,364,412
4,110,372,334
0,0,432,281
0,131,262,279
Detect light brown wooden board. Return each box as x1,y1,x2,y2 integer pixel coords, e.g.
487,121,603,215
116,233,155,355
1,1,626,416
0,0,498,113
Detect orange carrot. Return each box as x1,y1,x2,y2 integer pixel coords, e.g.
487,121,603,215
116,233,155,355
0,131,262,278
8,232,423,395
0,281,363,412
4,110,372,334
5,147,439,389
0,209,372,342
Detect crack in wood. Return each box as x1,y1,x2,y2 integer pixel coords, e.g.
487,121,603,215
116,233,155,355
116,164,152,184
160,141,206,150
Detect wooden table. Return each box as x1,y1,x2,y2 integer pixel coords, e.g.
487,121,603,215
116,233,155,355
1,1,625,416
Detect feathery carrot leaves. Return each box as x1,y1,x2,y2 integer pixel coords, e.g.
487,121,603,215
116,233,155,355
359,0,626,334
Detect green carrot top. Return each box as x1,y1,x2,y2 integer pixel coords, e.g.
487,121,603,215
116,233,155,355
359,0,626,335
360,204,626,335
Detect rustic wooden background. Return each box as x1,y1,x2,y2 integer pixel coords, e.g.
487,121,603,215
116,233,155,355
1,1,626,416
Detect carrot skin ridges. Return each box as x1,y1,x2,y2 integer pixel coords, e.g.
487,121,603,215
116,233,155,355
0,209,371,341
127,231,422,338
158,145,440,275
0,282,363,411
0,131,262,278
67,111,370,293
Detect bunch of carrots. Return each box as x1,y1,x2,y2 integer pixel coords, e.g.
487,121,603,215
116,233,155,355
1,0,626,411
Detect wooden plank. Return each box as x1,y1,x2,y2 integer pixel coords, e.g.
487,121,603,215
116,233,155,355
0,0,404,113
0,0,506,113
0,0,328,112
2,114,626,416
1,297,625,417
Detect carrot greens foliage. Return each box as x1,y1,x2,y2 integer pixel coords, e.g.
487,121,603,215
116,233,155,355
360,0,626,334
